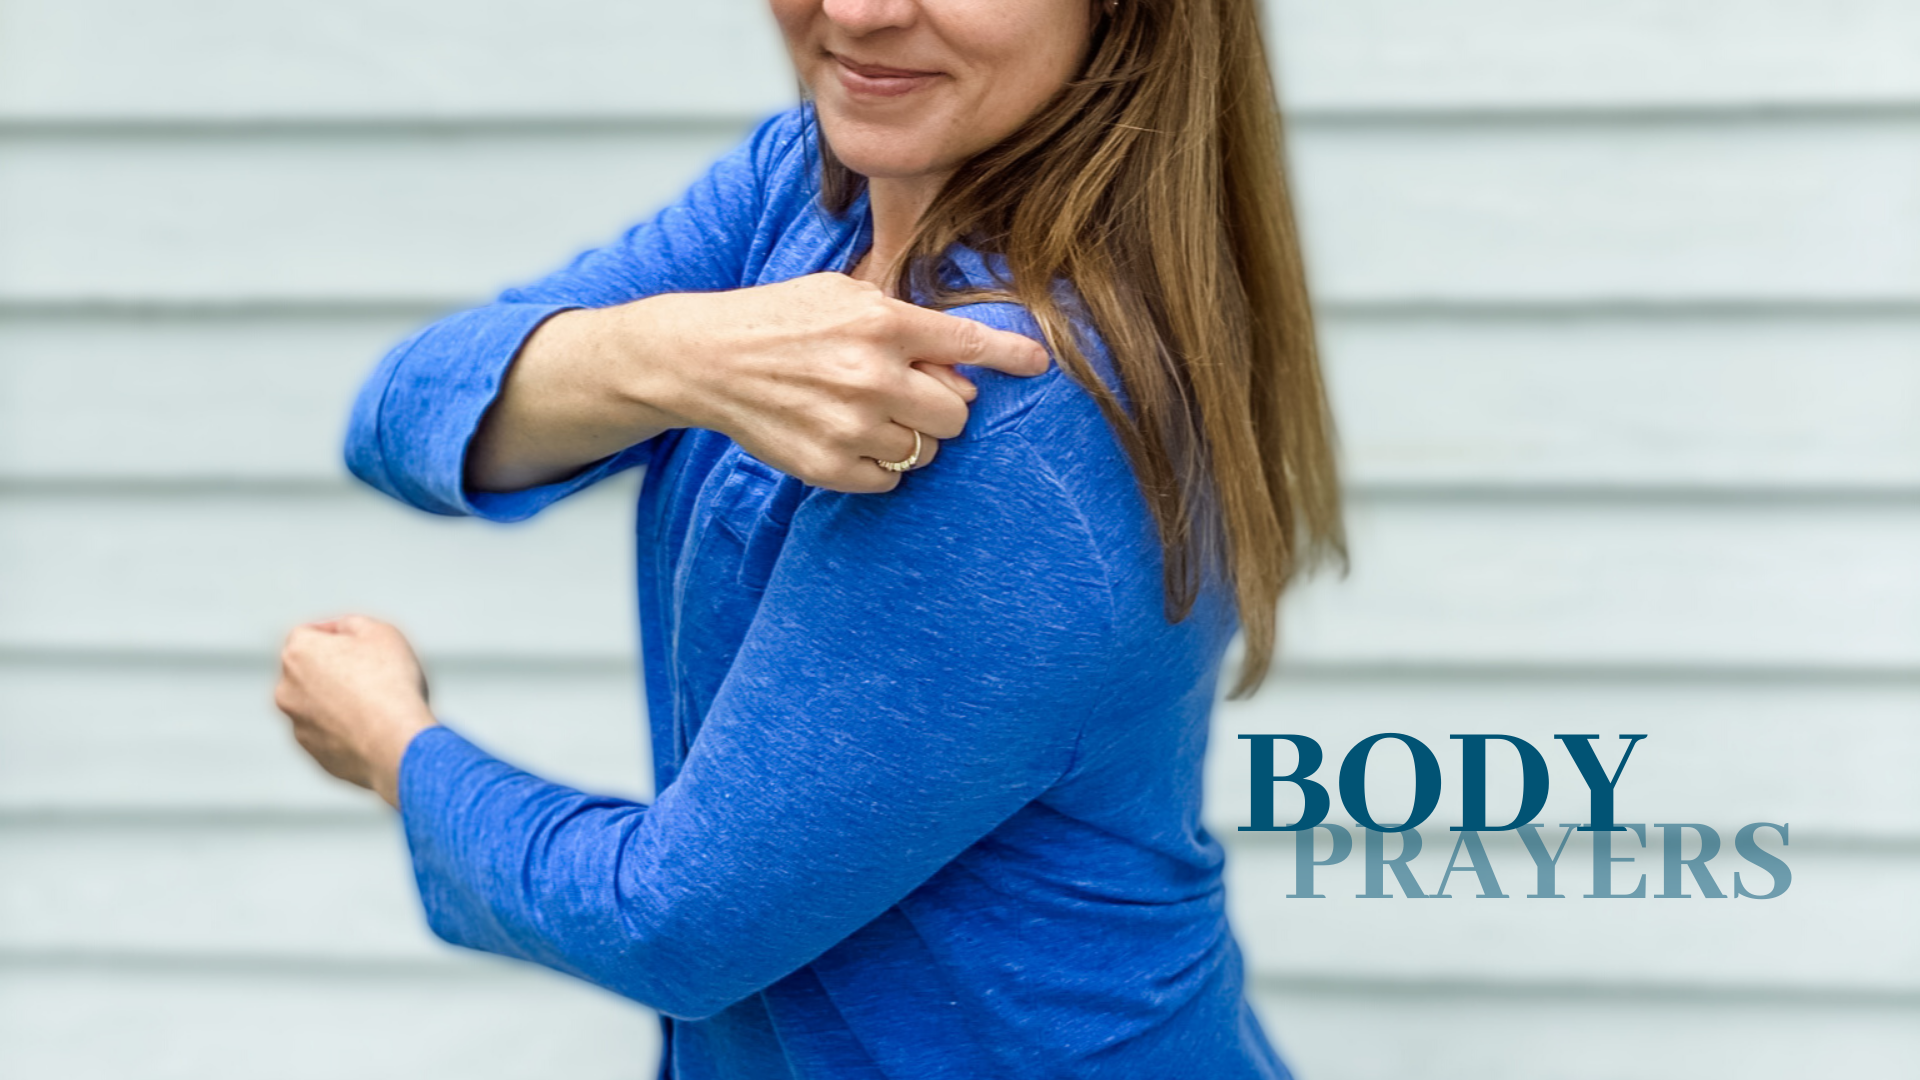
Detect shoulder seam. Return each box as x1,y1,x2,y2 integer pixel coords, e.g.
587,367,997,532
943,297,1113,446
960,365,1068,443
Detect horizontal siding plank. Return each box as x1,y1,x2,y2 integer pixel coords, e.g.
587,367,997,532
5,121,1920,304
1282,498,1920,668
1226,836,1920,991
0,127,747,304
1320,313,1920,491
3,966,1912,1080
0,660,651,812
0,822,436,961
0,0,795,122
1268,0,1920,113
1290,118,1920,305
0,484,643,660
6,663,1913,835
3,491,1914,665
0,964,655,1080
3,821,1910,990
0,311,422,482
6,0,1920,120
7,311,1918,489
1252,984,1920,1080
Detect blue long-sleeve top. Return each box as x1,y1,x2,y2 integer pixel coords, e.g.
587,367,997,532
347,106,1289,1080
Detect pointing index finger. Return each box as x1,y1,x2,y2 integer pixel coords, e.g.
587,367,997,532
889,302,1050,377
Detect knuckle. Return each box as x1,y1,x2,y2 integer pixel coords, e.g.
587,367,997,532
801,449,846,487
822,411,865,449
841,359,888,398
848,304,893,344
931,402,968,440
790,459,826,488
951,320,988,364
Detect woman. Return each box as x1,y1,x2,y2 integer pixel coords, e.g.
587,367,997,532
273,0,1343,1075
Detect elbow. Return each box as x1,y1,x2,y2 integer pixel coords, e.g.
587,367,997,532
418,804,777,1020
646,986,743,1023
616,948,758,1022
420,905,471,956
564,951,746,1020
413,870,540,965
631,956,763,1020
591,913,765,1021
413,893,746,1018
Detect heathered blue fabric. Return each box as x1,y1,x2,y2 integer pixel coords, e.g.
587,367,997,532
347,106,1290,1080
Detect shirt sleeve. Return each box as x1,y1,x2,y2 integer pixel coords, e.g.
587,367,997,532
343,109,806,521
396,422,1119,1020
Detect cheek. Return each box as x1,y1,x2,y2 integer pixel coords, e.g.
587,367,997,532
766,0,818,61
950,7,1088,128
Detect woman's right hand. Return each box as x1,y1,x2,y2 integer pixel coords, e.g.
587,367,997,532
465,273,1052,495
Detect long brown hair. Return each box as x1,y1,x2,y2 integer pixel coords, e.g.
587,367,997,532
820,0,1345,700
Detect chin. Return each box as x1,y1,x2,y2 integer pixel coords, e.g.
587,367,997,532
813,107,956,182
830,144,948,181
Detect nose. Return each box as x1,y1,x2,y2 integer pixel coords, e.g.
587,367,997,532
820,0,918,34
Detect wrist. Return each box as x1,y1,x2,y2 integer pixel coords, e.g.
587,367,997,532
369,713,438,811
602,295,711,435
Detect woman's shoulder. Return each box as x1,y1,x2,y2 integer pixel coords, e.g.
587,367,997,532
928,278,1148,561
937,301,1075,443
920,262,1231,639
737,106,816,185
731,106,843,236
932,256,1128,452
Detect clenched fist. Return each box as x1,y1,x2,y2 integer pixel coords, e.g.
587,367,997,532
273,615,438,809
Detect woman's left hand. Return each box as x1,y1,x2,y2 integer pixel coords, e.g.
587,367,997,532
273,615,438,809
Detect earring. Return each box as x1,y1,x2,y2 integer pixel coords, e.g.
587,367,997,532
1103,0,1118,15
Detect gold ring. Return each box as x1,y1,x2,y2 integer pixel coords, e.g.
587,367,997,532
874,429,922,473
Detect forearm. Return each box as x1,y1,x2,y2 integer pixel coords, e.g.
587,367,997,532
393,433,1113,1017
400,728,752,1019
465,301,693,493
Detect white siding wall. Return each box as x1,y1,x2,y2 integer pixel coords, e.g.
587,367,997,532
2,1,1915,1077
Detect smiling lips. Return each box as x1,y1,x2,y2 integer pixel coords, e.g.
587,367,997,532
830,53,942,98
